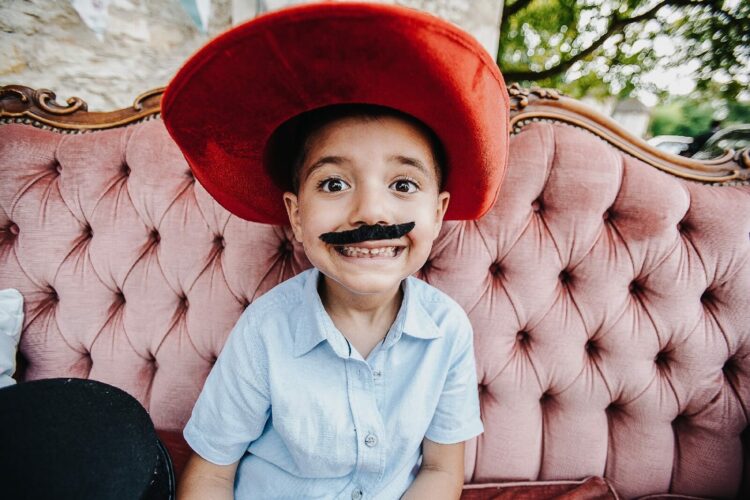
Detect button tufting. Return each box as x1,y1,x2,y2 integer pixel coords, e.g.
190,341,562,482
722,357,734,374
606,403,620,414
151,230,160,243
122,164,131,176
516,331,529,344
700,289,713,304
585,340,596,353
214,235,225,248
490,262,502,277
114,290,125,304
531,198,543,213
559,270,571,284
539,391,552,403
655,350,669,367
279,240,293,254
48,288,59,303
54,162,62,174
83,224,93,238
676,220,687,232
603,210,613,221
628,280,641,294
8,223,19,236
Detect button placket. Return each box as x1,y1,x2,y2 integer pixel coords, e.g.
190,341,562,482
364,433,378,447
345,357,386,492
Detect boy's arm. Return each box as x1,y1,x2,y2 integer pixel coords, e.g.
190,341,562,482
177,452,239,500
400,438,465,500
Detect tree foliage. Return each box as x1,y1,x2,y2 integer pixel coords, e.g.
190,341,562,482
648,96,750,136
648,99,714,137
498,0,750,100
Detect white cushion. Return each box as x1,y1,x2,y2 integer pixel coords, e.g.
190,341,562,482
0,289,23,388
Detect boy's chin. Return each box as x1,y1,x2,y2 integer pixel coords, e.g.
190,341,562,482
320,271,406,298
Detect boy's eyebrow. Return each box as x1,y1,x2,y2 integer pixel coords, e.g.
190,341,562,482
388,155,434,179
304,155,348,179
304,154,434,179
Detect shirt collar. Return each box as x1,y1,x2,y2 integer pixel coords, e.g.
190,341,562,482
385,276,442,348
292,269,442,358
292,268,348,358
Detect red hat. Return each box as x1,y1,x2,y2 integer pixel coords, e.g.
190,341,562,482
162,1,509,224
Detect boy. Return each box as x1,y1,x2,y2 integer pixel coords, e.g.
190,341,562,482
162,2,509,499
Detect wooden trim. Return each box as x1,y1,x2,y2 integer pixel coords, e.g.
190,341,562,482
2,83,748,184
0,85,163,131
508,84,749,184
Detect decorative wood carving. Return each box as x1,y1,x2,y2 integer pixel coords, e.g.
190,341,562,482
508,84,749,184
2,83,748,184
0,85,163,131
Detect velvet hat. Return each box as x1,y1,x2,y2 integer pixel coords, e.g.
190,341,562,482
162,1,509,224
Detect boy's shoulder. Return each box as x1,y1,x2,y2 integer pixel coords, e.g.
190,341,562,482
407,276,465,311
405,276,472,337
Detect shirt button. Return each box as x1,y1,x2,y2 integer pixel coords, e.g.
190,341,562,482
364,434,378,447
373,370,382,378
351,488,363,500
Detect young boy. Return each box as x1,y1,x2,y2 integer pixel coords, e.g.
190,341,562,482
161,2,509,499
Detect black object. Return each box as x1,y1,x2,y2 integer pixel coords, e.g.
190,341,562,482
0,378,174,500
320,222,416,245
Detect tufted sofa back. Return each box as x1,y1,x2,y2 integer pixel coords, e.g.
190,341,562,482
1,113,749,498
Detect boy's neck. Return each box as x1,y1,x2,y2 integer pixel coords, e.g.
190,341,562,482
318,274,403,329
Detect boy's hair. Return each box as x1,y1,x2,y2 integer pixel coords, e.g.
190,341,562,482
265,104,446,193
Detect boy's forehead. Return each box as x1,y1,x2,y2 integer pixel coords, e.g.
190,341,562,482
300,115,440,178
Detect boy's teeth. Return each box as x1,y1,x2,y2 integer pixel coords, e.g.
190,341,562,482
340,246,397,257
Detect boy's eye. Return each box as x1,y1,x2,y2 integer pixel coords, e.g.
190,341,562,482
390,179,418,193
319,178,350,192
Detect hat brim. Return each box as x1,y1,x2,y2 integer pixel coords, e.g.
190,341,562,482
162,2,509,224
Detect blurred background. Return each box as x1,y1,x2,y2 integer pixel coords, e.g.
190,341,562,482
1,0,748,158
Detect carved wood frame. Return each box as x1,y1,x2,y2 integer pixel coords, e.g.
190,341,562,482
2,83,748,185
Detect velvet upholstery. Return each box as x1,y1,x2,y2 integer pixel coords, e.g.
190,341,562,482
1,118,748,498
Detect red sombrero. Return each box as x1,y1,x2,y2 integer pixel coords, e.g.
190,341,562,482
161,1,509,224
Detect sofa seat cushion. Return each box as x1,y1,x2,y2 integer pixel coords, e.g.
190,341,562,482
460,477,618,499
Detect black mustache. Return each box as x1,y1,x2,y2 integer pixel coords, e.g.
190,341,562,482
319,222,415,245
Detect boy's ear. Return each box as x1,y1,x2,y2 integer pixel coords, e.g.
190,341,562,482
433,191,450,238
283,192,303,242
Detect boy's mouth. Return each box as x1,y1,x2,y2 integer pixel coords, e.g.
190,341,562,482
334,245,402,258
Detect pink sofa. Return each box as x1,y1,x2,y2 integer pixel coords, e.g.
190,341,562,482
1,84,749,499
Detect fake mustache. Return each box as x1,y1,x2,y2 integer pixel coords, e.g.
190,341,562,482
319,222,415,245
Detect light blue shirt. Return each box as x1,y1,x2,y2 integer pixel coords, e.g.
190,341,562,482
184,268,483,499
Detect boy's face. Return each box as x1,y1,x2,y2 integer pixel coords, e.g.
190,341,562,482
283,115,450,299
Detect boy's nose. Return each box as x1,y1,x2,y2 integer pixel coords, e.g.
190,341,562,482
349,183,390,226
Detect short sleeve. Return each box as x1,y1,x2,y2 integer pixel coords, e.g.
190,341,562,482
424,313,484,444
183,308,271,465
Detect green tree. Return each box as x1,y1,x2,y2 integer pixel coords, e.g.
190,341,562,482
647,99,714,137
498,0,750,100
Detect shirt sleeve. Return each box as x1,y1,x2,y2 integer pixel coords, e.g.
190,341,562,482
424,312,484,444
183,308,271,465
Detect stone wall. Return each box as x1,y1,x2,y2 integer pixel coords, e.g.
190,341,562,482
0,0,502,111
